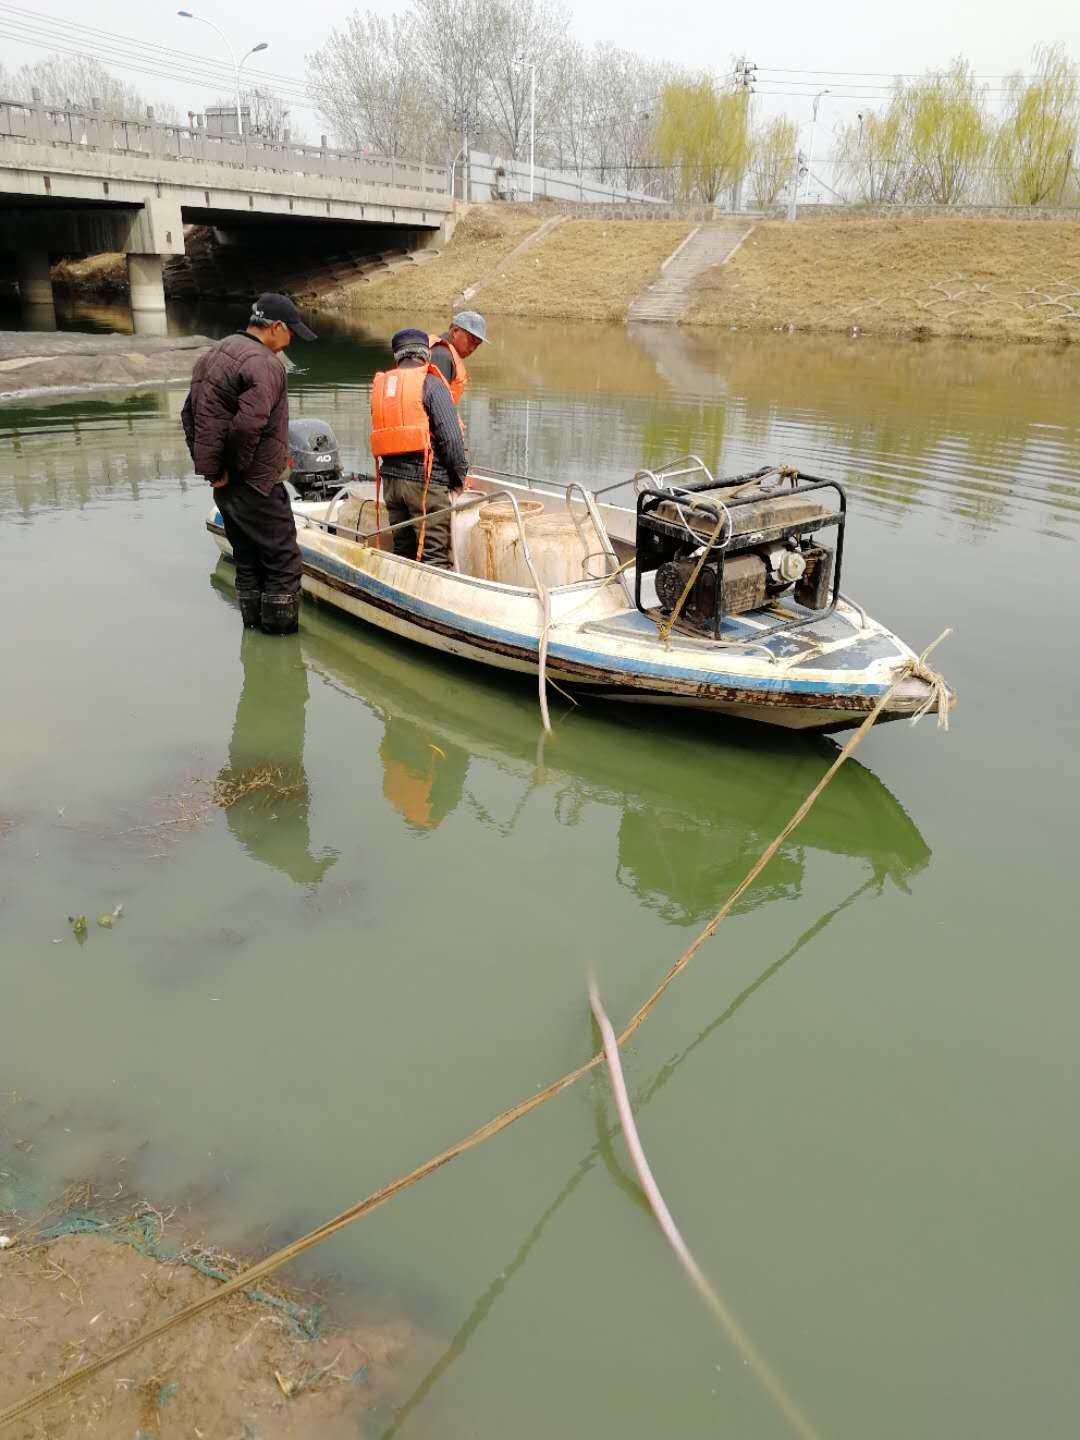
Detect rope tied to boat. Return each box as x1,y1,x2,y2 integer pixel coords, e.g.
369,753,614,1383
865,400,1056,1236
656,508,728,646
903,628,953,730
0,638,951,1435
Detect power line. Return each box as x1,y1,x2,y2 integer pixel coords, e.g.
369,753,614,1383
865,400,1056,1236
0,25,314,106
758,65,1038,79
0,1,311,95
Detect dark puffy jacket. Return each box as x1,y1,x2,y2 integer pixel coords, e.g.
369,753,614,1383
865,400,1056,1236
376,363,468,491
181,333,289,495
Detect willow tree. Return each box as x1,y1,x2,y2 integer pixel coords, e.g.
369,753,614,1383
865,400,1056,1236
835,89,914,203
749,115,796,207
908,59,990,204
654,77,750,204
994,45,1080,205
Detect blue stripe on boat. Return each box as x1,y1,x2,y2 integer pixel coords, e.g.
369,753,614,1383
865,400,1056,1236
296,539,890,698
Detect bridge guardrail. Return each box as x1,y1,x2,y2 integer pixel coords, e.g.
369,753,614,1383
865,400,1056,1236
0,96,449,197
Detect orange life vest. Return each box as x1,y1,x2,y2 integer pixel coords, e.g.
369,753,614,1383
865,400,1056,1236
370,362,446,464
429,334,468,404
369,362,453,561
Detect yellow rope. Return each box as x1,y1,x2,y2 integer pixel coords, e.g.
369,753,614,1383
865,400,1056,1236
0,645,949,1432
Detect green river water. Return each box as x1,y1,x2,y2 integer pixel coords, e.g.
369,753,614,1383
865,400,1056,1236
1,299,1079,1438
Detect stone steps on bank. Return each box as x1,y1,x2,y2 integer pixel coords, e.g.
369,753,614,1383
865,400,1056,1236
628,221,755,325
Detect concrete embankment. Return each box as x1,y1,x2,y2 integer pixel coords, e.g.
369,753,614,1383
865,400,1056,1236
685,218,1080,343
0,331,212,401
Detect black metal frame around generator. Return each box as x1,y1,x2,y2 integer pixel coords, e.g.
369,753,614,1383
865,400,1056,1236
634,470,847,642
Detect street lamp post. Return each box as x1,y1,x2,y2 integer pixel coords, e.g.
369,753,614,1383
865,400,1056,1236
515,54,536,201
177,12,267,139
803,88,830,204
528,62,536,202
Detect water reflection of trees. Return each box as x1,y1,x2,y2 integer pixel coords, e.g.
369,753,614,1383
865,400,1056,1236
0,390,193,516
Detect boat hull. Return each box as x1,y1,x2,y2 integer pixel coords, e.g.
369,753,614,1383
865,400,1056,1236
207,507,941,734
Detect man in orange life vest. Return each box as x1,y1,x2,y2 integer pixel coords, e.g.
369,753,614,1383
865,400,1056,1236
429,310,486,402
369,329,468,569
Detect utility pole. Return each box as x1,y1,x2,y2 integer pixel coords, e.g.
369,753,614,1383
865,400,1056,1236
787,149,805,221
803,88,830,203
731,58,756,213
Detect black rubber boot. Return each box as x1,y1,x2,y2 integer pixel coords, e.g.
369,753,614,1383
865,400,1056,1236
236,589,263,629
260,591,301,635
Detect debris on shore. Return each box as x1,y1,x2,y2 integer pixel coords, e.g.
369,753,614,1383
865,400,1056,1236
0,1189,415,1438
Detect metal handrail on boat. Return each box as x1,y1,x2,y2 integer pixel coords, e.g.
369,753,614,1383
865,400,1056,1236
628,454,715,497
565,481,634,602
300,486,549,600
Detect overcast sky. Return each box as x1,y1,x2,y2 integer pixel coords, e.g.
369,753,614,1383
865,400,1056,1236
3,0,1079,147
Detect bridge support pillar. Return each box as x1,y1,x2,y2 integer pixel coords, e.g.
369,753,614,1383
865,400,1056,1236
16,251,54,306
127,253,167,314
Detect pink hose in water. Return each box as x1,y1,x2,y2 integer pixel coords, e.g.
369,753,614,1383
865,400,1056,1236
588,980,820,1440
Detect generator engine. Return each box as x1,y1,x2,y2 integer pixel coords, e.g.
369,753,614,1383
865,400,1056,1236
635,470,846,639
287,418,343,498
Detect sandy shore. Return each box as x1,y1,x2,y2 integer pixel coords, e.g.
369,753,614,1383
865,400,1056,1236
0,1197,415,1437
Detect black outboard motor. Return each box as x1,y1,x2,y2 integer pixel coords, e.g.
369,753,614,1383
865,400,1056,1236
287,418,343,497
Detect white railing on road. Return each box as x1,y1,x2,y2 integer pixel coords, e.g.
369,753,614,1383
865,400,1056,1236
0,96,449,197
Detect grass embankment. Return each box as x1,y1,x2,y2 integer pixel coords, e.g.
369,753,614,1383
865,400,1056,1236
343,206,692,322
336,205,543,313
686,219,1080,342
476,218,691,321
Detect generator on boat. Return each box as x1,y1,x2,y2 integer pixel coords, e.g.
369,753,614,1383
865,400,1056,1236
287,418,345,498
634,460,846,640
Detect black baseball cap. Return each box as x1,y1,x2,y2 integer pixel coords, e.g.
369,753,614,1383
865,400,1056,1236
251,292,317,341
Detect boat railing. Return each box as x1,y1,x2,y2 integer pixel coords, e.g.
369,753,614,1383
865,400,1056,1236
301,487,549,598
564,481,633,602
627,455,715,496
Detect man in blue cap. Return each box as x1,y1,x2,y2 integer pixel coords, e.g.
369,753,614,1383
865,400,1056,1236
370,328,468,569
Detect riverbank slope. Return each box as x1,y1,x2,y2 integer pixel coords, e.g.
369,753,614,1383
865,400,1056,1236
329,209,1080,341
327,205,692,322
686,218,1080,342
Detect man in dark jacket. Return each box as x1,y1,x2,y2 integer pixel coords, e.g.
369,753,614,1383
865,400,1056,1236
182,293,316,634
376,328,468,569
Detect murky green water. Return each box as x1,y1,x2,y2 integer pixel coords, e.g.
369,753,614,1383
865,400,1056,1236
2,299,1079,1438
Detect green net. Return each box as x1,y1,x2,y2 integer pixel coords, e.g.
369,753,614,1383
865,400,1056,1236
28,1198,323,1339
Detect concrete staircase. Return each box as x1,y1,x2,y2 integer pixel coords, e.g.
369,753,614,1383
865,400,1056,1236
628,220,754,324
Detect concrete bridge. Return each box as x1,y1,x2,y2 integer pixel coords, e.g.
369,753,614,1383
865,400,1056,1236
0,96,453,319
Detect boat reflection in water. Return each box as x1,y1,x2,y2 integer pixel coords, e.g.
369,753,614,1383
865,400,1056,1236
212,566,930,1436
220,622,339,885
213,566,930,915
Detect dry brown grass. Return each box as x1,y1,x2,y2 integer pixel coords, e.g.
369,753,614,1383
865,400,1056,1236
686,219,1080,342
336,204,545,312
477,219,693,321
51,253,129,292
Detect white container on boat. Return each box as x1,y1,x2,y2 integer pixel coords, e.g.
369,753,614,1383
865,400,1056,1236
465,499,594,588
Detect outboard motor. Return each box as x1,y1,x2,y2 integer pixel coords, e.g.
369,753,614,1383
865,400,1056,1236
287,418,343,498
634,464,846,640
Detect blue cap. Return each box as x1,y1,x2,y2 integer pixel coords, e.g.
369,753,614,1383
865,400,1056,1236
391,328,430,361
